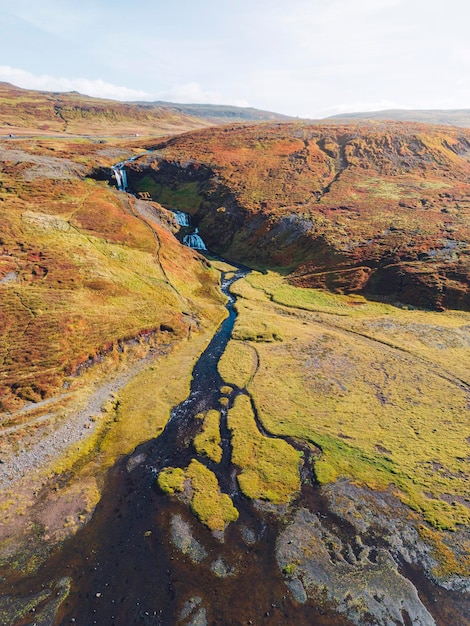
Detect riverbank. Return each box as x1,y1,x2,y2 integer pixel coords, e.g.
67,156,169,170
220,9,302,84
0,314,226,581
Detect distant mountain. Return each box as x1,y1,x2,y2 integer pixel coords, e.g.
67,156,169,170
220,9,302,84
133,100,293,123
0,82,214,136
0,82,291,137
326,108,470,127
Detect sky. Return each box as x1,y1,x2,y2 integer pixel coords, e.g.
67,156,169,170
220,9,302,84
0,0,468,118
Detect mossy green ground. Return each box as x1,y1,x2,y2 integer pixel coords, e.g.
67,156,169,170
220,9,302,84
134,177,202,212
193,409,223,463
158,460,239,532
218,338,258,389
222,271,470,531
227,394,301,504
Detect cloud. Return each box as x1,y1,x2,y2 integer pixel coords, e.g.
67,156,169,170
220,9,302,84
0,67,251,108
162,82,249,107
0,66,151,100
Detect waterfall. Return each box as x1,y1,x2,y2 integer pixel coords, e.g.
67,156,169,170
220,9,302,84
173,211,206,250
112,165,128,192
111,151,151,193
183,228,207,250
110,155,206,250
120,167,128,191
173,211,191,227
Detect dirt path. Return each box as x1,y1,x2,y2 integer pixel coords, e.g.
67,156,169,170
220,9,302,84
0,349,166,491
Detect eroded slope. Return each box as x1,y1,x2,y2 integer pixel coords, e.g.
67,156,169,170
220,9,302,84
127,121,470,310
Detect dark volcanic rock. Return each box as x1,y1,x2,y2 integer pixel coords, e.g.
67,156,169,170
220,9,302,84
277,508,436,626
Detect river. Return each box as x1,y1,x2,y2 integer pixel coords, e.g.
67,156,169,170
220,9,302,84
1,252,347,625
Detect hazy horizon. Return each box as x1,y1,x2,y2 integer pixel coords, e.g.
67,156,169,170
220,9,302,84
0,0,468,119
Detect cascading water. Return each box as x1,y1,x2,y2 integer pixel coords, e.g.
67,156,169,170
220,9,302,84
171,210,207,249
112,151,151,193
172,211,191,227
111,157,208,251
183,227,207,250
112,164,128,192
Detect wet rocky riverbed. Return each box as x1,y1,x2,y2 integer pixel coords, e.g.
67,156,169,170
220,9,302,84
1,261,469,626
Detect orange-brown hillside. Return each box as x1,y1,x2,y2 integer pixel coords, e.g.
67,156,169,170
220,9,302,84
0,82,212,137
127,121,470,310
0,82,290,138
0,136,224,412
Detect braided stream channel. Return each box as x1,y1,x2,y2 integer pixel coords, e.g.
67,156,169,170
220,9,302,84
3,260,351,625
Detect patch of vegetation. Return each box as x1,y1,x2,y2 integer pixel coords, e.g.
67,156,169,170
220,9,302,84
227,394,301,504
133,177,202,212
283,563,297,577
193,409,222,463
158,460,239,532
187,460,239,531
418,524,470,578
228,271,470,533
232,296,284,342
343,309,470,386
244,270,392,316
358,178,403,201
218,341,258,388
157,467,186,494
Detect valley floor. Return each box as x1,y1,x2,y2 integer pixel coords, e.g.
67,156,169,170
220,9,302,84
1,267,469,626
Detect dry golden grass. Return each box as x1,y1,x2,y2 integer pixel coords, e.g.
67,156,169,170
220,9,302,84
0,138,225,411
49,323,224,480
218,341,258,388
418,524,470,578
0,83,211,137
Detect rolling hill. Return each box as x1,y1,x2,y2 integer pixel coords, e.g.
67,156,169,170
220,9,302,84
327,108,470,127
0,82,290,137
